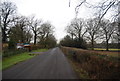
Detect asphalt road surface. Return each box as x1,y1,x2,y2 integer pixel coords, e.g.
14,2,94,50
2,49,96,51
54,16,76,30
3,47,78,79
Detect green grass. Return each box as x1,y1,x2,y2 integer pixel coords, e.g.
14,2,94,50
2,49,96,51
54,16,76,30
2,52,33,70
32,49,48,52
1,49,48,70
94,48,120,51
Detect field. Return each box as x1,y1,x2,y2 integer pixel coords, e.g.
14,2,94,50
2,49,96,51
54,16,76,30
91,48,119,58
61,47,120,79
92,50,119,58
94,48,120,51
1,49,48,70
81,48,120,58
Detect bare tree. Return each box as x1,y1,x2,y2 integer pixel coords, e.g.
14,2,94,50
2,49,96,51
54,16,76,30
118,11,120,45
111,21,119,44
38,22,55,48
94,0,119,21
39,22,54,40
29,16,42,45
24,26,33,43
9,16,32,43
85,18,102,50
75,0,86,18
73,0,119,19
0,1,17,43
66,25,75,40
100,19,116,51
66,18,87,40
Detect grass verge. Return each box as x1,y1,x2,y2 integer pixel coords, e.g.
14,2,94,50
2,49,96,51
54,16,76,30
1,49,48,70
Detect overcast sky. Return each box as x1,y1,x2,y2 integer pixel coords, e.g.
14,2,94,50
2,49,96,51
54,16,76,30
1,0,112,42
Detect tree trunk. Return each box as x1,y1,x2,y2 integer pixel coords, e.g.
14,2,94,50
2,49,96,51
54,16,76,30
2,14,8,43
21,33,24,43
34,34,37,45
106,40,109,51
118,20,120,49
91,37,94,50
91,41,94,50
2,30,7,43
71,34,73,40
78,33,81,41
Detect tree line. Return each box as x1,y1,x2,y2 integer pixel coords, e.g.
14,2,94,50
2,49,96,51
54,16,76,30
0,1,57,49
0,1,119,50
60,18,118,50
60,0,119,51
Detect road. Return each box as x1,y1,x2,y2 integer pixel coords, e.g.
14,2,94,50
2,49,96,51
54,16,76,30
2,47,78,79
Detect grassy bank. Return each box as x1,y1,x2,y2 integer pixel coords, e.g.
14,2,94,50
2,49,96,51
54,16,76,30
61,47,120,79
1,49,48,70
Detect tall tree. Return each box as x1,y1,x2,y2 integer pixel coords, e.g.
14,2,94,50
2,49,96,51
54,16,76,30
100,19,116,51
39,22,54,40
65,18,87,49
9,16,32,43
38,22,55,48
0,2,16,43
85,18,102,50
29,16,42,45
66,18,87,40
